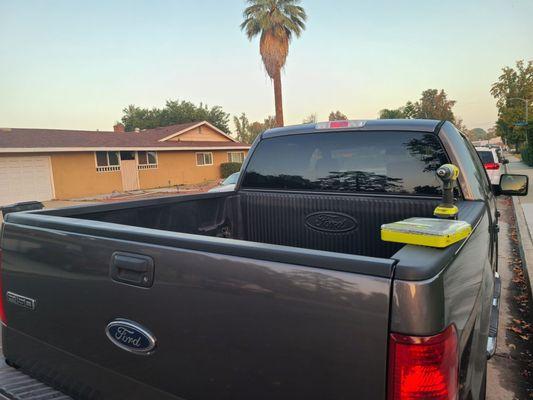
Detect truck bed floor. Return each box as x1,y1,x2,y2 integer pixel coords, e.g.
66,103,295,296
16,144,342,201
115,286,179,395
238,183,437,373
0,362,71,400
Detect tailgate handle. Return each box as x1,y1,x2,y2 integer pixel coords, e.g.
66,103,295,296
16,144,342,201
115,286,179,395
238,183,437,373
110,252,154,288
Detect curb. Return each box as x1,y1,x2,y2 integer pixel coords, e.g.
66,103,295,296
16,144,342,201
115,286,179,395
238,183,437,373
510,194,533,298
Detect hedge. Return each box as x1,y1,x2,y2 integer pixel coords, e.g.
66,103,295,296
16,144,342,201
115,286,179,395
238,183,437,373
522,147,533,166
220,162,242,178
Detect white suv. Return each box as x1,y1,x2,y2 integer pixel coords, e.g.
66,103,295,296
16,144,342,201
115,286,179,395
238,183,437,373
475,147,503,185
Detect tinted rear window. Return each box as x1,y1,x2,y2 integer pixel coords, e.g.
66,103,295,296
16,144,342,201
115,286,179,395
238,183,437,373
242,131,448,195
477,151,495,164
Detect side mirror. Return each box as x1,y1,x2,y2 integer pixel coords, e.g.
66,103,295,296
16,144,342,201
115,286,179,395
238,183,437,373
498,174,528,196
502,159,509,165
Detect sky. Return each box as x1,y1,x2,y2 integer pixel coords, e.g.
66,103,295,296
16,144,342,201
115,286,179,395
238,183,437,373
1,0,532,132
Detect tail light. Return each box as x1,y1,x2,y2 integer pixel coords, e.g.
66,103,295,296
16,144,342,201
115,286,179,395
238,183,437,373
0,250,6,325
387,325,458,400
484,162,500,170
315,120,366,130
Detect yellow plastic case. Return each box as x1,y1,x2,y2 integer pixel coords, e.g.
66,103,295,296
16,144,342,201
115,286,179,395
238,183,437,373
381,218,472,248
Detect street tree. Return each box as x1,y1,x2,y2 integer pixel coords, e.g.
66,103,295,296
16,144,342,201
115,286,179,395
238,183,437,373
490,60,533,150
328,110,348,121
241,0,307,127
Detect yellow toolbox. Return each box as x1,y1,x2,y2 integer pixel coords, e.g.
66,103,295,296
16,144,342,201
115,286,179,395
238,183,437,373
381,218,472,248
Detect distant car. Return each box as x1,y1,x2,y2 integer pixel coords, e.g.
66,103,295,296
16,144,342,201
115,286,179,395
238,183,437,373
493,146,505,163
476,146,507,185
208,172,240,192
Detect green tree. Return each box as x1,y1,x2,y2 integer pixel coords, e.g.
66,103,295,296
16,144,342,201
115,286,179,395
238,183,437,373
379,108,405,119
233,114,276,144
402,101,418,119
454,117,468,133
303,113,317,123
415,89,456,122
248,121,265,141
248,116,274,143
233,113,251,143
241,0,307,127
121,100,230,132
490,60,533,150
378,91,456,122
262,115,276,130
328,110,348,121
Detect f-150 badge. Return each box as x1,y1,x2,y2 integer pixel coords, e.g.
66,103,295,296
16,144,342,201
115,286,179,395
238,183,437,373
6,291,36,310
105,319,156,355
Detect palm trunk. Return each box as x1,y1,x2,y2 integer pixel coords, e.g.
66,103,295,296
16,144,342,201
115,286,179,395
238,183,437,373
273,69,284,127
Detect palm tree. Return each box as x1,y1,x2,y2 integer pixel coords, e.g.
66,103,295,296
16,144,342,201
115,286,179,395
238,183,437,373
241,0,307,127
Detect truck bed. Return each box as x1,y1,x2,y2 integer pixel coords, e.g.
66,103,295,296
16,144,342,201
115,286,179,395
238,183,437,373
41,190,441,259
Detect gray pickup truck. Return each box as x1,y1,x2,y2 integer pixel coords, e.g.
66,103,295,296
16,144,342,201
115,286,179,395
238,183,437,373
0,119,529,400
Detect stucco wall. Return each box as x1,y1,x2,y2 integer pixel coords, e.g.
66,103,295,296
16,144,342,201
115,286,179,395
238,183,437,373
50,152,123,199
138,150,247,189
46,149,247,199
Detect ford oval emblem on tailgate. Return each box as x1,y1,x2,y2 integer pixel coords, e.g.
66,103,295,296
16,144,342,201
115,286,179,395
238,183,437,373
105,319,156,355
305,212,358,233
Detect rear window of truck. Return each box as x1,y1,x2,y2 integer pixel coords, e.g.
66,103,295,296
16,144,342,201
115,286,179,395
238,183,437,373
242,131,448,196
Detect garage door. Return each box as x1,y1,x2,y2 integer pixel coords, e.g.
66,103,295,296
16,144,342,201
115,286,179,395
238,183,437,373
0,156,54,206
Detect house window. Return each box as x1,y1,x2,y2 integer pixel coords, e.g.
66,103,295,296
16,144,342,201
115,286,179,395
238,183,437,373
228,151,245,163
196,152,213,166
95,151,120,172
138,151,158,170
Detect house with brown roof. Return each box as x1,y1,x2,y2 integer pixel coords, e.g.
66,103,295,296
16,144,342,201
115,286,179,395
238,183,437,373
0,121,250,205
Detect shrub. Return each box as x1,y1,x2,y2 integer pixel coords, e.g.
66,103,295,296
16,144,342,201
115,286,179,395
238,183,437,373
220,162,242,178
521,147,533,166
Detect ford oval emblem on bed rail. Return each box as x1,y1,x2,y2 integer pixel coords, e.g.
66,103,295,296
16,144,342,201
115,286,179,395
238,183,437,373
105,319,156,355
305,212,358,233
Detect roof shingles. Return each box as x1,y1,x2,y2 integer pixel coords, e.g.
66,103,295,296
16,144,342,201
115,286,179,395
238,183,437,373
0,122,249,152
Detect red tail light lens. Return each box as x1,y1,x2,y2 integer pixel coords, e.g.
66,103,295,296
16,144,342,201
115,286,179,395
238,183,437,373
315,120,367,130
0,250,6,325
388,325,458,400
329,121,350,128
484,162,500,170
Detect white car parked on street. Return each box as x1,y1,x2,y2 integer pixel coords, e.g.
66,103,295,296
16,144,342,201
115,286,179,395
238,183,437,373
208,172,240,193
475,146,507,186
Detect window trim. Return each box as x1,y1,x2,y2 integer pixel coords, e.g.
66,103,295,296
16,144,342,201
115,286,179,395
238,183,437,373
95,151,121,172
196,152,214,166
137,151,158,170
227,151,245,163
